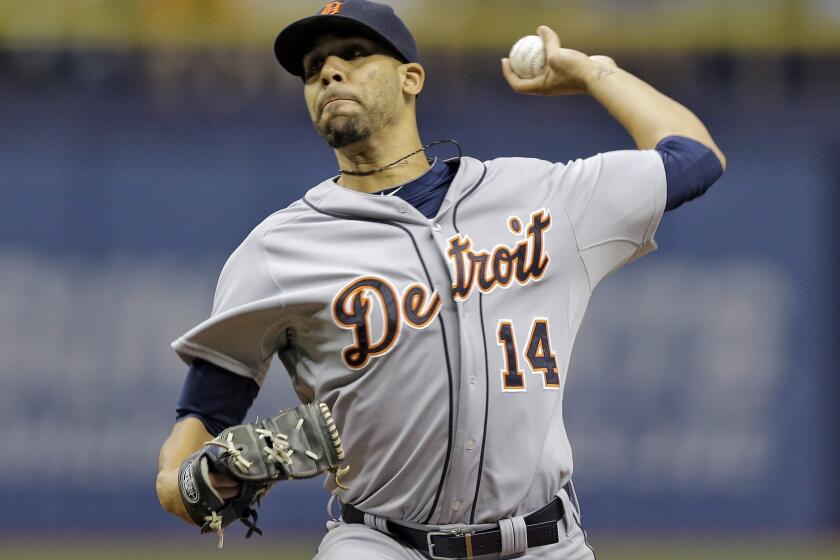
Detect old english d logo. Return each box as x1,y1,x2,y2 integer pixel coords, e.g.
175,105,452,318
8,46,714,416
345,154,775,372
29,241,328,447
321,2,343,15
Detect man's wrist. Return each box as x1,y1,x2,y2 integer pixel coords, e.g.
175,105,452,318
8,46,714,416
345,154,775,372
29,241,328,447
581,57,619,94
156,467,194,523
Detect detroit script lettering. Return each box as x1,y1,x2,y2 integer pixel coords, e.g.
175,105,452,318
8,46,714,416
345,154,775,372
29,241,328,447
331,210,551,369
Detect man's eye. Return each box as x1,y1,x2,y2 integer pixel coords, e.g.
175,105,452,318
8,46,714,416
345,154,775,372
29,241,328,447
304,46,370,79
344,47,368,60
305,61,323,80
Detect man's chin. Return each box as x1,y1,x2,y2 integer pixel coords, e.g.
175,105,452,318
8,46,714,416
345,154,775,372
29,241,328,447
316,115,368,149
322,128,370,150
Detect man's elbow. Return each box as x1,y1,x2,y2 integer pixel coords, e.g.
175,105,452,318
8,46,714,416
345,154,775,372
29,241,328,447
654,126,726,172
710,143,727,172
687,128,725,172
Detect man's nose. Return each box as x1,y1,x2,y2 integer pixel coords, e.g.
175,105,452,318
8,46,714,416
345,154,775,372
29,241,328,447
320,56,348,86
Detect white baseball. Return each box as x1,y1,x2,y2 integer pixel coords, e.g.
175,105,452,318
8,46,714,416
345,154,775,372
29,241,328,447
509,35,546,79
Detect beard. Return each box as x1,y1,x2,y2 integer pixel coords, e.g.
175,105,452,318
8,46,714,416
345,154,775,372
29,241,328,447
318,113,372,149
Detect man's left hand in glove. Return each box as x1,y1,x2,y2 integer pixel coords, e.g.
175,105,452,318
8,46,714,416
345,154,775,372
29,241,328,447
176,400,348,547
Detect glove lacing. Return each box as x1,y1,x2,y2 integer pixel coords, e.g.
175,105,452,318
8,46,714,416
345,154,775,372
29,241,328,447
255,427,295,466
202,511,225,549
205,432,253,472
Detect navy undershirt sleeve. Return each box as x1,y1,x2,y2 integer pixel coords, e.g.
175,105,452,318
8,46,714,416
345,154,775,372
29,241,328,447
656,135,724,211
175,359,260,436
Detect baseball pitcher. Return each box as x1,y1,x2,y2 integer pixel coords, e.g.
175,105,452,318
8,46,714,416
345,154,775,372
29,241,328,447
155,1,725,558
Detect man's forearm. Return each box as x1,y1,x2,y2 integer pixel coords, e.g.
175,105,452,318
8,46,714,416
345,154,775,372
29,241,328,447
584,61,726,169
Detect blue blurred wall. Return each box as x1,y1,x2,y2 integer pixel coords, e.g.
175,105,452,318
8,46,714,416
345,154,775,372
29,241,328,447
0,50,837,534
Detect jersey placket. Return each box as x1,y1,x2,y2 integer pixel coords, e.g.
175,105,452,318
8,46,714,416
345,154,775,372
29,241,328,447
388,210,465,525
428,214,486,524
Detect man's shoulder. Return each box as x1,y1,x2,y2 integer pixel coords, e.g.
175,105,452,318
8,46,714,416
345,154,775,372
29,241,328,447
237,176,346,247
484,155,550,165
482,152,657,180
238,197,323,249
470,156,564,189
254,198,310,231
482,155,559,174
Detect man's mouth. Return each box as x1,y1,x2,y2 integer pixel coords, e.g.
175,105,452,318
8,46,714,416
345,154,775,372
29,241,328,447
320,95,358,115
324,99,353,110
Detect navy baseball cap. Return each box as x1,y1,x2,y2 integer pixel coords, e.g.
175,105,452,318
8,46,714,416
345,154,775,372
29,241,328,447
274,0,418,78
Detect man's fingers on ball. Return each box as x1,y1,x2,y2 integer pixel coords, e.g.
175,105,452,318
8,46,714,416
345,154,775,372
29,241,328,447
501,58,537,93
501,58,523,87
501,58,517,82
537,25,561,50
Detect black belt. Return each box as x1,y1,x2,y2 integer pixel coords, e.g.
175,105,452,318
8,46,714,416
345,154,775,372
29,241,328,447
341,490,566,559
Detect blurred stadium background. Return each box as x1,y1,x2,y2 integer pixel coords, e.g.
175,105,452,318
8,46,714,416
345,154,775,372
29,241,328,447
1,0,839,558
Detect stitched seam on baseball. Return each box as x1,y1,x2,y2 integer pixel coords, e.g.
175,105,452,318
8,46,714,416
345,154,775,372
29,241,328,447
529,51,539,77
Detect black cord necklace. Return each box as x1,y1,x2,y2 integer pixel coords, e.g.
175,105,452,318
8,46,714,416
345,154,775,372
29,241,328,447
338,139,462,176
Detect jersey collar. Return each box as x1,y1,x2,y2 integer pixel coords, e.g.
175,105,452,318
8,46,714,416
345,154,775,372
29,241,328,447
303,156,486,224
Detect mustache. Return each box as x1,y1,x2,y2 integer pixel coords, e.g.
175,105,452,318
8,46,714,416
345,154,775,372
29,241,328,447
318,89,361,115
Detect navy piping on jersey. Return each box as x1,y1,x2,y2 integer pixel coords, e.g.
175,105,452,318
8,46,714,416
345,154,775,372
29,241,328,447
451,161,488,228
301,196,457,525
449,160,492,523
446,161,496,524
469,292,491,524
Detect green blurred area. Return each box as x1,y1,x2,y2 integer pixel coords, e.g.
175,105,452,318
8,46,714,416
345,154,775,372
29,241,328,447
3,536,839,560
1,0,839,51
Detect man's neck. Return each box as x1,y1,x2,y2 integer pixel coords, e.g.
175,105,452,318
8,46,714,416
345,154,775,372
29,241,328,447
335,137,431,193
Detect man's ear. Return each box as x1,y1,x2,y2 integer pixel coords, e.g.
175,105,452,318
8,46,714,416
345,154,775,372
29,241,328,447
400,62,425,96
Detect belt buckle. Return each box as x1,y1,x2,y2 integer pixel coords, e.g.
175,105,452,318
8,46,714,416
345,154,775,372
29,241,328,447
426,529,475,560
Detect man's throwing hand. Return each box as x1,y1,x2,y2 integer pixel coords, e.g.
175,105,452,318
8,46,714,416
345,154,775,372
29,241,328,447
502,26,617,96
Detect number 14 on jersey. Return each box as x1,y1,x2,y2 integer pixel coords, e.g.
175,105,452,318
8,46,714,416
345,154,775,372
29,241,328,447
497,318,560,392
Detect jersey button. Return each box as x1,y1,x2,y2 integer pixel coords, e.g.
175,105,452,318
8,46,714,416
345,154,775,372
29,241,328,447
465,439,475,451
432,222,442,232
398,203,407,213
470,376,477,385
452,500,462,512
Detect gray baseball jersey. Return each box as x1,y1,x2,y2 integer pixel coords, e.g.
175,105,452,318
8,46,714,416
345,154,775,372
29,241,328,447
172,151,666,526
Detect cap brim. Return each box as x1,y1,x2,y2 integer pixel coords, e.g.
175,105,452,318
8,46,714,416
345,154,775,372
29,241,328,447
274,14,406,78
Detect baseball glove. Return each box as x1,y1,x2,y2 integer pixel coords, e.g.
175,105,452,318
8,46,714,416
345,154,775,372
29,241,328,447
178,400,349,547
